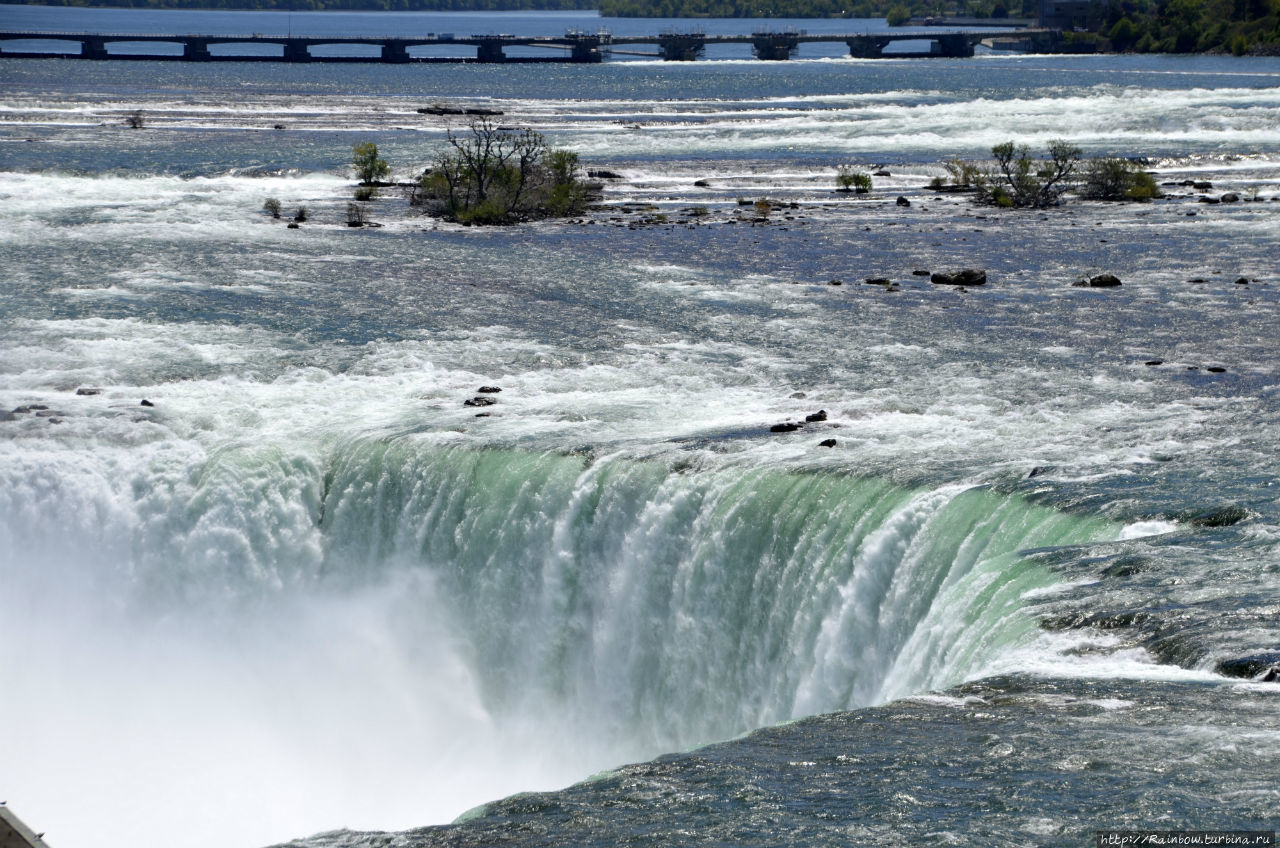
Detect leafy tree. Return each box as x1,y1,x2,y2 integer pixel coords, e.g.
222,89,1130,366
352,141,390,185
263,197,282,217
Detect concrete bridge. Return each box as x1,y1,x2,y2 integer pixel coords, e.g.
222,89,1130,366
0,28,1061,63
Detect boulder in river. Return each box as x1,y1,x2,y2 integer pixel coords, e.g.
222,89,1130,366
931,269,986,286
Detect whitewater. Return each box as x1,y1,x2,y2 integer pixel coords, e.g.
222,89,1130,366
2,8,1280,847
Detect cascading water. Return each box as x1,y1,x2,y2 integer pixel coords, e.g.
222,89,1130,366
313,444,1117,748
1,435,1119,846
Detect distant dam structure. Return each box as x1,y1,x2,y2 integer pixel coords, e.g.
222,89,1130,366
0,26,1063,63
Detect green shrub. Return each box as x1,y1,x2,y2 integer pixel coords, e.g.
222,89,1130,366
353,185,379,201
976,140,1082,208
263,197,282,218
1079,157,1161,201
836,166,872,193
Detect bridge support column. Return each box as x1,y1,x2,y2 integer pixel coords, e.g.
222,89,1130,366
81,37,109,59
934,33,975,57
846,36,887,58
284,40,311,62
381,41,410,62
658,34,705,61
752,33,799,60
569,37,604,62
183,38,211,60
476,39,505,62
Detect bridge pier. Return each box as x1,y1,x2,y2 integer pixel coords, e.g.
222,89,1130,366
658,34,706,61
751,33,799,60
846,35,889,58
476,38,506,62
934,33,975,57
569,35,605,62
284,39,311,62
381,41,410,63
183,38,210,60
81,36,109,59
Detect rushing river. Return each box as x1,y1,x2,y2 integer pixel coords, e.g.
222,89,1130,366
2,7,1279,847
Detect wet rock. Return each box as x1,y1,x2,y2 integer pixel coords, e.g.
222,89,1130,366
912,269,931,276
1100,555,1154,578
287,222,300,229
805,410,827,423
464,396,498,408
588,170,622,180
873,170,891,177
418,106,503,117
140,399,154,407
1088,274,1122,287
770,422,802,433
828,279,843,286
790,392,806,399
896,196,911,207
75,387,103,396
931,269,986,286
864,278,893,286
1215,652,1280,681
1206,366,1227,373
1233,277,1250,285
1181,505,1250,527
477,386,502,394
1145,359,1164,366
1220,193,1240,203
693,179,711,187
1027,466,1051,478
818,438,837,448
1198,196,1221,204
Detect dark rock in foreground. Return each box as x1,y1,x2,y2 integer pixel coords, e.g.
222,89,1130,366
1088,274,1122,287
1215,652,1280,681
931,269,986,286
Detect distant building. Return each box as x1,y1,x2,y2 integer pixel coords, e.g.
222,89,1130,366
1039,0,1105,29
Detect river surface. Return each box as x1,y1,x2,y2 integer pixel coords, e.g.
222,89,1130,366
2,7,1279,848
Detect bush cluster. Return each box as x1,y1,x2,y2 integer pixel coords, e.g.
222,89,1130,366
410,119,593,225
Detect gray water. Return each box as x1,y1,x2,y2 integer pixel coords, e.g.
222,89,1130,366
2,11,1279,846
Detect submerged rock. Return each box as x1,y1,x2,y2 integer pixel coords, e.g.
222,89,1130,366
818,438,837,448
1088,274,1122,287
931,269,986,286
770,422,802,433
